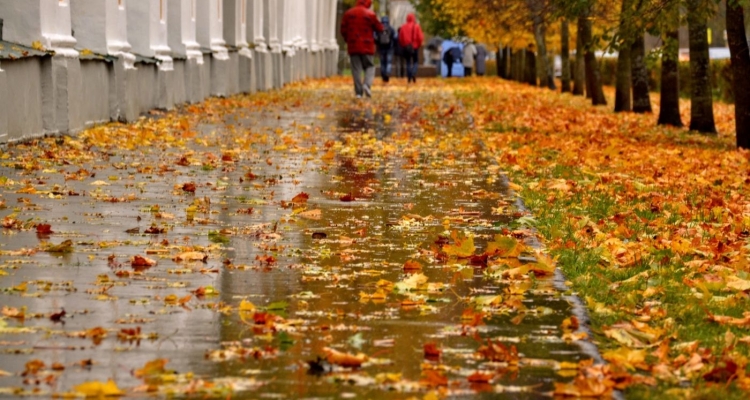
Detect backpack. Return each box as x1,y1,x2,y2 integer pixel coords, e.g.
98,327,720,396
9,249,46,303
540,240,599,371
378,27,391,46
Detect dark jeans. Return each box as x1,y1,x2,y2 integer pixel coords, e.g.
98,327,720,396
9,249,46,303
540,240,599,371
405,48,418,81
445,58,455,77
378,49,392,82
464,67,473,77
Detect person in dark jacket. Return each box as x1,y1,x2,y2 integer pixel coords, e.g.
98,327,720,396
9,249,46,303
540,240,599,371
397,13,424,83
443,46,462,78
375,16,396,83
340,0,383,98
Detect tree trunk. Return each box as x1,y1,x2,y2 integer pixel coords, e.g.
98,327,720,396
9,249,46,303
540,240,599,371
687,0,717,133
528,0,553,90
497,45,505,78
573,22,586,96
561,19,571,93
580,13,607,105
658,29,683,127
504,46,513,79
525,48,537,85
727,0,750,148
513,49,523,81
631,30,652,113
614,0,632,112
614,43,632,111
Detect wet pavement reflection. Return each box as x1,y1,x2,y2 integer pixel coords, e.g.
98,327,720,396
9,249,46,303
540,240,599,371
0,83,598,398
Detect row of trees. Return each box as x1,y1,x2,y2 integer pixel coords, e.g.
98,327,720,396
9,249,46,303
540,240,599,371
414,0,750,149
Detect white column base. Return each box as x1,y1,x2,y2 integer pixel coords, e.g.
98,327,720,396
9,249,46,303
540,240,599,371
157,68,175,110
255,51,273,91
239,50,256,94
272,51,284,89
50,56,84,134
78,60,111,129
0,65,7,143
110,58,140,122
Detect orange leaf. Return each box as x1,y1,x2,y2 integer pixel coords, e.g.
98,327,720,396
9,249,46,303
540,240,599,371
323,347,367,368
291,192,310,204
403,260,423,272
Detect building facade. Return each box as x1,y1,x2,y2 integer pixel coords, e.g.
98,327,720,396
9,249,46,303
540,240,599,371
0,0,339,143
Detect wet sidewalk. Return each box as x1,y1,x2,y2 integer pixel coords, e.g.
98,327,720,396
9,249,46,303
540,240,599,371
0,78,600,398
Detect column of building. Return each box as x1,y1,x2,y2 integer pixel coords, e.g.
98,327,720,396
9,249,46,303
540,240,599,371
128,0,175,111
249,0,271,91
322,0,339,76
224,0,255,94
279,0,295,84
167,0,205,104
307,0,320,79
196,0,232,96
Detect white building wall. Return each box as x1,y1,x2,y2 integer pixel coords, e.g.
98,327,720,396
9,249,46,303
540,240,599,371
307,0,319,52
0,0,77,57
197,0,229,60
105,0,136,68
127,0,173,71
264,0,280,53
167,0,203,63
0,1,42,47
224,0,250,52
0,0,338,144
249,0,265,48
40,0,78,56
70,0,107,54
0,62,7,141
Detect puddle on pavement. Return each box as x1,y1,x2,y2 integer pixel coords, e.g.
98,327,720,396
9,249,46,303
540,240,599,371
0,88,598,399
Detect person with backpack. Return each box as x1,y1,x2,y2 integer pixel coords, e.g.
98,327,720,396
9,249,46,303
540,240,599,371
340,0,384,98
397,13,424,84
375,16,396,83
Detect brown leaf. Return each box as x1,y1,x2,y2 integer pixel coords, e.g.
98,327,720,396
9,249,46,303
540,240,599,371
340,193,355,202
182,182,197,193
35,224,53,235
131,255,157,268
291,192,310,204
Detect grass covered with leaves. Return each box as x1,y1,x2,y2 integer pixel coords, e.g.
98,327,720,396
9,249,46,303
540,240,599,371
458,77,750,398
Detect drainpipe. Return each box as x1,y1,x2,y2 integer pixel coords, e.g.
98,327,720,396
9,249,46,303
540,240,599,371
0,19,3,41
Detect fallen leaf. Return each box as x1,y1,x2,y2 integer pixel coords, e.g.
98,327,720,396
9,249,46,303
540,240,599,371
323,347,367,368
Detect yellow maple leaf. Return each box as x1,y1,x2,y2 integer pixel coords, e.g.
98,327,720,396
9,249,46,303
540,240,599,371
73,379,124,397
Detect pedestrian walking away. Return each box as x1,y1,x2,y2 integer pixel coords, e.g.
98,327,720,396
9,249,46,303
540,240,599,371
463,41,477,77
340,0,383,98
376,16,396,83
397,13,424,84
475,44,488,76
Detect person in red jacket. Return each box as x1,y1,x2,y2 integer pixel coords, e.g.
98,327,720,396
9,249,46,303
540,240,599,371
397,13,424,83
340,0,383,98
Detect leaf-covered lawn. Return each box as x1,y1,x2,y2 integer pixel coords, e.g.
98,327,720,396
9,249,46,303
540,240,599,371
460,77,750,399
